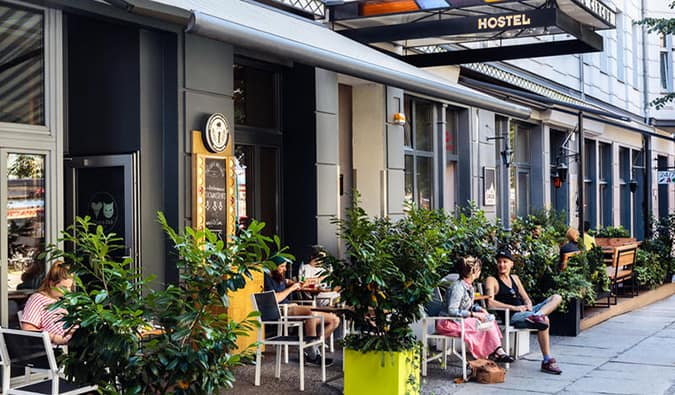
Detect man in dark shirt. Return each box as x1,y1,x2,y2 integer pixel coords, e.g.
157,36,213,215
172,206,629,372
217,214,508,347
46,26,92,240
264,258,339,366
485,250,563,375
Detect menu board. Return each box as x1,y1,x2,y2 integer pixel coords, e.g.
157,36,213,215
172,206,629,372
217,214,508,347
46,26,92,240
204,157,227,239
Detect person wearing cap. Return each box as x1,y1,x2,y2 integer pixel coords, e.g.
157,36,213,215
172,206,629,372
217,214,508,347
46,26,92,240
485,250,563,375
436,257,514,363
264,256,340,367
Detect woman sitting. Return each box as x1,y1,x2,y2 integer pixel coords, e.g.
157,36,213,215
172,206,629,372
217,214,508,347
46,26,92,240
298,246,340,306
436,257,514,363
21,262,74,345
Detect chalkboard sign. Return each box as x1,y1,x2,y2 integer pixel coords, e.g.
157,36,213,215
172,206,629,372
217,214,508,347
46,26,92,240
204,157,227,239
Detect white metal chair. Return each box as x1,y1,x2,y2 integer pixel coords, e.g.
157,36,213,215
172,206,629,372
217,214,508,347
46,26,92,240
490,307,537,369
421,314,468,381
0,328,97,395
252,291,326,392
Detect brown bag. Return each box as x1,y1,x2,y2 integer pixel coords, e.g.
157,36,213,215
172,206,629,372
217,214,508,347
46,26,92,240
468,359,506,384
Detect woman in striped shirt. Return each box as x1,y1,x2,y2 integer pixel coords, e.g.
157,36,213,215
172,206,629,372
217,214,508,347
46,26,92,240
21,262,74,345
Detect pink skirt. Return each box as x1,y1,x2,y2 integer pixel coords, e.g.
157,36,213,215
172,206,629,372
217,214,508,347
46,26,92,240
436,318,503,359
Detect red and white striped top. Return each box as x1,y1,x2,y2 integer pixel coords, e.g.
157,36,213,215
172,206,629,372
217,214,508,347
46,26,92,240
21,292,68,337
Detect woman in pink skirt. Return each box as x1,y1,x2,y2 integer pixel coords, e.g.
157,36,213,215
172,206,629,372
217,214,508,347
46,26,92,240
436,257,514,362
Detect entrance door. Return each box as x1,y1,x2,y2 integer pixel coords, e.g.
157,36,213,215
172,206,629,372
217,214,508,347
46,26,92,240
234,145,280,236
65,154,139,269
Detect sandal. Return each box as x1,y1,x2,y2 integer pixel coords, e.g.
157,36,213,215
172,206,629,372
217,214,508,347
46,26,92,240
489,348,515,363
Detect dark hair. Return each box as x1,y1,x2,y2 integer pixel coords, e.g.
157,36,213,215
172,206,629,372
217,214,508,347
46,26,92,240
457,256,481,279
583,221,591,232
308,245,327,263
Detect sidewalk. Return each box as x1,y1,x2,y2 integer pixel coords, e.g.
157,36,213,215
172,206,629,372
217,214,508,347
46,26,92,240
229,294,675,394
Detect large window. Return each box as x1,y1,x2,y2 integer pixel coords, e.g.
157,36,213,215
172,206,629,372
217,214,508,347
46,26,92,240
233,63,278,129
659,33,673,91
616,13,625,82
583,139,597,228
444,106,459,210
599,143,612,226
6,153,46,328
510,121,530,218
619,147,631,232
404,96,435,209
550,130,569,218
0,2,45,125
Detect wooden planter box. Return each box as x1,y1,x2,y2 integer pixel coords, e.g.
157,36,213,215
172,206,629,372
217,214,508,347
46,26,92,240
549,298,582,337
344,348,420,395
595,237,637,247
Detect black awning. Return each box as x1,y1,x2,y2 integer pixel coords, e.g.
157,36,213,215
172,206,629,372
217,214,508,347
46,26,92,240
328,0,614,65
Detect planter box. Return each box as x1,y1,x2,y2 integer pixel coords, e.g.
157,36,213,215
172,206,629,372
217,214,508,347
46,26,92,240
549,298,582,337
344,348,420,395
595,237,637,247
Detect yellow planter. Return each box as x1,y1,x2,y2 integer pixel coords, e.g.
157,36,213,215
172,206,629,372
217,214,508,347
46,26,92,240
344,348,420,395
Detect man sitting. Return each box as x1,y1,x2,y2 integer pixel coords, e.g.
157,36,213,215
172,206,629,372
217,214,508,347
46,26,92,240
485,250,563,375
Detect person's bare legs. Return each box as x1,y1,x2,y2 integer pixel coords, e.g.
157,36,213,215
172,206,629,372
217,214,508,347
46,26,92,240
537,321,551,356
537,294,562,316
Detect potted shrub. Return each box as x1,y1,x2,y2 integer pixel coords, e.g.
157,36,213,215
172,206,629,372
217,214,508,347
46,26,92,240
329,197,445,395
47,214,289,394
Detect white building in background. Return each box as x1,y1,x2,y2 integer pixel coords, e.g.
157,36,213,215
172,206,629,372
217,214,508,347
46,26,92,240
459,0,675,238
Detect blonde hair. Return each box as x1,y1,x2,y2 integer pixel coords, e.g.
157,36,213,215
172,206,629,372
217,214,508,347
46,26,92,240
566,227,580,242
458,256,482,279
37,261,71,293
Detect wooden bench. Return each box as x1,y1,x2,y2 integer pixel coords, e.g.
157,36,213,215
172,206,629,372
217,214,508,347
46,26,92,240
600,244,639,306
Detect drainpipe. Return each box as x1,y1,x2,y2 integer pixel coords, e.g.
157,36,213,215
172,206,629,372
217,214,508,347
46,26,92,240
578,111,584,238
641,0,650,124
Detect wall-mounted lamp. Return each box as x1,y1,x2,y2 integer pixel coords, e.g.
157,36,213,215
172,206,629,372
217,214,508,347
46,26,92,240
500,148,514,167
391,112,407,126
553,172,562,189
556,161,568,184
629,179,638,193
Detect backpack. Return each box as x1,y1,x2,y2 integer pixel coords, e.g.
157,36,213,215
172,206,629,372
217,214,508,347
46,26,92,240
468,359,506,384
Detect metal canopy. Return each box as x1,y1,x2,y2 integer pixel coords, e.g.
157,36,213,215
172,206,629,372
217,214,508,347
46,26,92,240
328,0,615,65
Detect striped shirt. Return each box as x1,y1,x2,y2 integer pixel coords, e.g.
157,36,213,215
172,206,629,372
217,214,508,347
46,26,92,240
21,292,68,338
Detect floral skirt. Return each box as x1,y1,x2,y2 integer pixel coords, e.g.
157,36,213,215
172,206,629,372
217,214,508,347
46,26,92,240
436,318,503,359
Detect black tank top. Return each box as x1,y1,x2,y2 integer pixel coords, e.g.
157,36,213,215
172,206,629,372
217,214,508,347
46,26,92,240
495,275,525,306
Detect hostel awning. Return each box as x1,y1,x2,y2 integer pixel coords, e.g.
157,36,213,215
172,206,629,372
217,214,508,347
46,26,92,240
124,0,531,118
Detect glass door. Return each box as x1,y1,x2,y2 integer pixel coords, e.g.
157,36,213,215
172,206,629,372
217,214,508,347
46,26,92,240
234,144,279,236
1,151,47,328
64,154,139,269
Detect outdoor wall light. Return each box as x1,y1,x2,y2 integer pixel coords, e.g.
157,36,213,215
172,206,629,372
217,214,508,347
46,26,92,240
629,179,638,193
391,112,407,126
556,162,568,183
500,148,514,167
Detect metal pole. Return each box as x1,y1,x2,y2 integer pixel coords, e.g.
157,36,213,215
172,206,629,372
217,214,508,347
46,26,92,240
578,111,585,239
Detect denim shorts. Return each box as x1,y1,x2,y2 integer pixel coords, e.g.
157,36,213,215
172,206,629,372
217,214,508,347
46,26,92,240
510,296,552,325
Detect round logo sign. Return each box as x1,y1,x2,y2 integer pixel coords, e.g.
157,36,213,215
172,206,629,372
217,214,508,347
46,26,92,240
87,191,119,233
204,113,231,153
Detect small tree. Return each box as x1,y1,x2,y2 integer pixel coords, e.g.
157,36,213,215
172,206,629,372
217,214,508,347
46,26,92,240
49,214,289,394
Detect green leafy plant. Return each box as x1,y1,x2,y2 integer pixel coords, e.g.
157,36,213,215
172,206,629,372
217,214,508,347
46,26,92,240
329,195,443,353
48,214,289,394
595,225,630,238
634,247,668,289
549,253,595,311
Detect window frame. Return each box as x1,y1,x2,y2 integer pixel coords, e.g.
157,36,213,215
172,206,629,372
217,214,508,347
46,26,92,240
403,95,437,209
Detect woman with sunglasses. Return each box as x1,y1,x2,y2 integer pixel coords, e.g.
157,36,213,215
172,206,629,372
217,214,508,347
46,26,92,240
436,256,514,363
485,250,563,374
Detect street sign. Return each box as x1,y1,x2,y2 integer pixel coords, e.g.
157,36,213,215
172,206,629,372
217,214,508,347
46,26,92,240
657,171,675,184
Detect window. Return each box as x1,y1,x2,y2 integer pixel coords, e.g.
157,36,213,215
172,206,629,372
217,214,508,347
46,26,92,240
619,147,631,232
632,23,639,87
599,35,608,72
7,153,46,328
550,130,569,218
632,149,645,240
616,13,624,82
0,3,45,125
404,96,435,209
659,33,673,91
584,139,596,227
233,63,278,129
444,107,459,210
509,121,530,218
599,143,612,226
